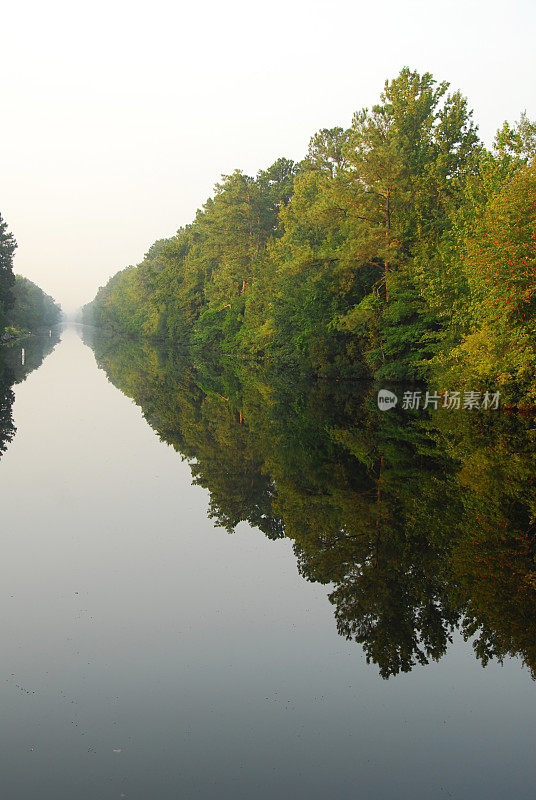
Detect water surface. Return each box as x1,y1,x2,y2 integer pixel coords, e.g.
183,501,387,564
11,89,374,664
0,326,535,799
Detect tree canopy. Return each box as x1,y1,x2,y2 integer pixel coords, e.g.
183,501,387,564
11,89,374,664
83,67,536,405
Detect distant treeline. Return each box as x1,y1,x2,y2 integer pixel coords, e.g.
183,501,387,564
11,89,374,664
83,68,536,404
0,215,62,339
7,275,62,333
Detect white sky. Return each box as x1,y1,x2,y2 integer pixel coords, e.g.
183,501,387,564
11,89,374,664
1,0,535,312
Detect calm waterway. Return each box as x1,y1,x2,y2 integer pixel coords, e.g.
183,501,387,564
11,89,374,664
0,325,535,799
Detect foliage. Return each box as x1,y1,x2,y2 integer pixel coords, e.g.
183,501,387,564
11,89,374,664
84,68,536,405
6,275,62,332
438,158,536,403
0,214,62,337
0,212,16,334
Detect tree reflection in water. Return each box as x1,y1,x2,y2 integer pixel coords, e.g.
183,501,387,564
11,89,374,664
85,330,536,680
0,330,61,459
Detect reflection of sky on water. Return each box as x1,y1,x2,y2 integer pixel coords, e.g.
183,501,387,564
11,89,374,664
0,327,534,799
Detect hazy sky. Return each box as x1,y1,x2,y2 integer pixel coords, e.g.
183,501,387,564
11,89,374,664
2,0,535,312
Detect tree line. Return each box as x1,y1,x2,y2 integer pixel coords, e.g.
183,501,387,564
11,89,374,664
0,214,62,339
83,68,536,404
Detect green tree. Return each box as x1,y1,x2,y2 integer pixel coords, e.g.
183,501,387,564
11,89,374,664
0,213,17,334
7,276,62,332
334,68,480,379
440,157,536,403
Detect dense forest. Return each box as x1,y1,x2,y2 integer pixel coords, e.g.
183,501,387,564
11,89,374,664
85,330,536,679
83,68,536,405
0,213,62,339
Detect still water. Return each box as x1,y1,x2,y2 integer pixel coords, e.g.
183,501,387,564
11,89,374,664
0,326,535,799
